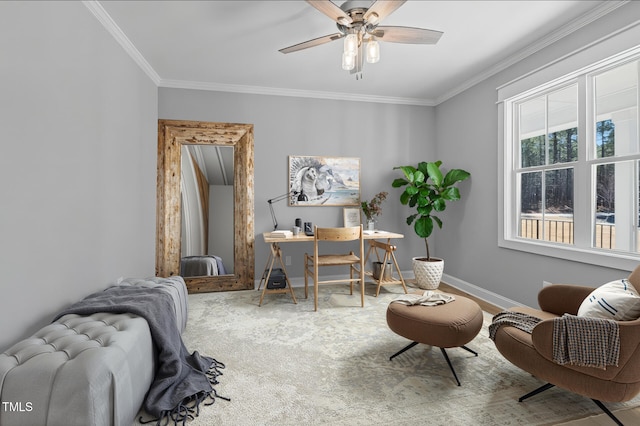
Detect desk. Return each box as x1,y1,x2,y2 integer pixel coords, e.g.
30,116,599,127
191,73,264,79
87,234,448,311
259,230,408,306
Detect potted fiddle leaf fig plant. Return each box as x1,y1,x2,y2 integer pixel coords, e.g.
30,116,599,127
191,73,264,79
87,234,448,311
392,161,470,289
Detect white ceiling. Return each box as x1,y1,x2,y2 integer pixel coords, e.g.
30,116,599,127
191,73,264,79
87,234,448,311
94,0,621,106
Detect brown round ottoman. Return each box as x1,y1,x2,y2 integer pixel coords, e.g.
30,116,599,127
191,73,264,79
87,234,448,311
386,292,483,385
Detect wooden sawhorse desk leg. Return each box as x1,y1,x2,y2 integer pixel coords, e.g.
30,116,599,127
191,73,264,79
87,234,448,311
259,242,297,306
364,239,408,296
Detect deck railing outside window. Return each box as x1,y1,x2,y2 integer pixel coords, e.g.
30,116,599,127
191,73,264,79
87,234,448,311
519,218,635,250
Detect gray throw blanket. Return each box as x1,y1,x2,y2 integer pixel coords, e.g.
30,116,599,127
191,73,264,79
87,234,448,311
489,310,542,341
553,313,620,369
53,285,227,424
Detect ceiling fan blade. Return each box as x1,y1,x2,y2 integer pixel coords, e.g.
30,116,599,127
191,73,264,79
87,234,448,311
306,0,353,25
373,26,443,44
363,0,407,23
279,33,344,54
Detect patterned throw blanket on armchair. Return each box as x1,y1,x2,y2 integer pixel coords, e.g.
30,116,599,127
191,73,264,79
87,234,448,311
552,313,620,369
489,311,620,370
488,311,542,341
54,285,228,425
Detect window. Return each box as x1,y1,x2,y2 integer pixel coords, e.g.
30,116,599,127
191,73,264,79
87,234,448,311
502,49,640,267
517,85,577,245
592,61,640,253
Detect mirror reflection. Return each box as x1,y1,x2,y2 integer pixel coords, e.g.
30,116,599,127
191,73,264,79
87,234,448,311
180,145,234,277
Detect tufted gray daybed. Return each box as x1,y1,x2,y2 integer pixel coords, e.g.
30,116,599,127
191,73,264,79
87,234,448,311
0,277,189,426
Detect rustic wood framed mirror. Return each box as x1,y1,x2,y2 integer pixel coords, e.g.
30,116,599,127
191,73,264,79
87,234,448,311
156,119,254,293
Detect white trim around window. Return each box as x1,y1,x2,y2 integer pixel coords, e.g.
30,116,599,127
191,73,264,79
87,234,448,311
498,23,640,272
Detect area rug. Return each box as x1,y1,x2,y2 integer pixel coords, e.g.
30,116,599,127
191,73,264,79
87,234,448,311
554,406,640,425
134,284,640,425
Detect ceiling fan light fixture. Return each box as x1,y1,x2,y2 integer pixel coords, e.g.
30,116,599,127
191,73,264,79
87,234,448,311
344,33,358,56
278,1,442,80
342,51,356,70
366,38,380,63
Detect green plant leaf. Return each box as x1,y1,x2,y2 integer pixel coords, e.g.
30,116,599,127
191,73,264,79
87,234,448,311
417,204,433,215
433,198,446,211
414,216,433,238
399,191,411,205
406,213,418,225
391,178,408,188
405,186,419,196
408,195,418,208
426,162,443,186
443,169,470,186
418,187,432,198
441,187,461,200
432,215,443,229
397,166,417,182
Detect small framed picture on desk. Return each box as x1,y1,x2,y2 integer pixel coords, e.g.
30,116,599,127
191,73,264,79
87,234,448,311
343,207,360,228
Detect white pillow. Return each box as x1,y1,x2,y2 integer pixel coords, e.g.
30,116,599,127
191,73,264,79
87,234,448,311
577,279,640,321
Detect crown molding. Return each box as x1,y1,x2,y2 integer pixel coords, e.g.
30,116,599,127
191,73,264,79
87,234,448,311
83,0,433,106
83,1,161,85
87,0,627,108
435,0,629,105
158,79,436,106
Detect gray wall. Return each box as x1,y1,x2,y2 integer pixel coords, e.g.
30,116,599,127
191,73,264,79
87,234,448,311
0,2,157,351
434,1,640,308
159,89,435,280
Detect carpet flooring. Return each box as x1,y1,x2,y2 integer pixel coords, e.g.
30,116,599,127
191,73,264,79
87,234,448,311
134,283,640,425
555,406,640,425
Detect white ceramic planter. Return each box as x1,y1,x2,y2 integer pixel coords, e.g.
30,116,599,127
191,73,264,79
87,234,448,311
412,257,444,289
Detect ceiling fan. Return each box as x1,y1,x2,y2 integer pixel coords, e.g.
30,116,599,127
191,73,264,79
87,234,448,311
279,0,443,79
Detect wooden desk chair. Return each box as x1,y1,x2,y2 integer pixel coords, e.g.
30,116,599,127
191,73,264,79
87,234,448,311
304,225,365,311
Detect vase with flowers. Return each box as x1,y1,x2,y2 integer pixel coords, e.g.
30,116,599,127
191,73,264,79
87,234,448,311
361,191,388,231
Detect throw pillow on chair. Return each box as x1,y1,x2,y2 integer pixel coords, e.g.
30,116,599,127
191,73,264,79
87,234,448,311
577,279,640,320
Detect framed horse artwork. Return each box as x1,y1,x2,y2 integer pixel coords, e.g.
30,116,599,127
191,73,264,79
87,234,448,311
288,155,360,207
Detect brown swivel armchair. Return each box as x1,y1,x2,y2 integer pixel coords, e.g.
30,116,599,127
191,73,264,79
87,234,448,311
492,265,640,425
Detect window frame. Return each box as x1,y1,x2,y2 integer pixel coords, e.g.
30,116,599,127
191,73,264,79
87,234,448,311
498,45,640,271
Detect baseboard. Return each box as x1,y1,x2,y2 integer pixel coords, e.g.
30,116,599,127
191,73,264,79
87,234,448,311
254,270,524,311
441,273,524,310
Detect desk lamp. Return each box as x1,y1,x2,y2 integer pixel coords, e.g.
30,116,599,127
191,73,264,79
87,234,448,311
267,190,299,230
